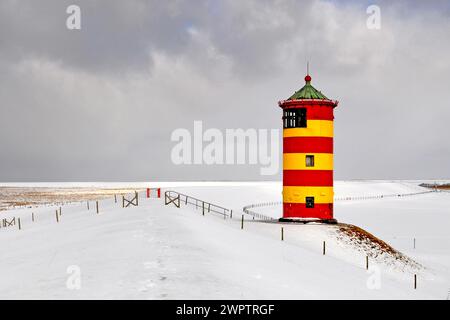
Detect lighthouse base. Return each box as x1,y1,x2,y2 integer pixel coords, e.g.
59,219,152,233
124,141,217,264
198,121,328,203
278,217,338,224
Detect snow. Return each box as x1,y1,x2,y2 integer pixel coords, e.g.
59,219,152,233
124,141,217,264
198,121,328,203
0,181,449,299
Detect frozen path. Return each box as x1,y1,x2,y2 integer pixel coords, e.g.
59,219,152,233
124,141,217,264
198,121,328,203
0,183,446,299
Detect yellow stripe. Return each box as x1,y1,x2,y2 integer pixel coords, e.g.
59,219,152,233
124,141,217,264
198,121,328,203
283,186,334,203
283,153,333,170
283,120,334,138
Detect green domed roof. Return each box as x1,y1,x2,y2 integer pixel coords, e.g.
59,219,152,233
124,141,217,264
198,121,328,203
288,75,330,100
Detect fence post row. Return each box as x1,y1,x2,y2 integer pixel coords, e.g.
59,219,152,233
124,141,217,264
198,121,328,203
241,202,278,222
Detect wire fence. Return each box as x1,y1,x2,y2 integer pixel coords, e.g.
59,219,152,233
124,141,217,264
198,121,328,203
241,190,437,221
334,190,435,201
242,203,278,221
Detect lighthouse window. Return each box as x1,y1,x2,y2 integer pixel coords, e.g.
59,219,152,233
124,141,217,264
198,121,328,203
305,197,315,208
305,155,315,167
283,108,307,128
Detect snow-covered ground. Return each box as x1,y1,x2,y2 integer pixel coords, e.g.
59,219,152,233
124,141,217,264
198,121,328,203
0,181,449,299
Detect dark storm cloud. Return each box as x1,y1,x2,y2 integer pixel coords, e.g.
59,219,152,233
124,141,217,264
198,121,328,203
0,0,450,181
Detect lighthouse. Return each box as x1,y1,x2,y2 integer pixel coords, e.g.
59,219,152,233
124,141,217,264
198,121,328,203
279,73,338,223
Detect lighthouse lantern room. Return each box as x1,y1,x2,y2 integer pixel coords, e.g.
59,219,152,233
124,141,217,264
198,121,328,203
279,73,338,223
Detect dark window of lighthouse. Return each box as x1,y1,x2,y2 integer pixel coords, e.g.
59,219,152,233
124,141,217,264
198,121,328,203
283,108,307,128
306,155,315,167
306,197,315,208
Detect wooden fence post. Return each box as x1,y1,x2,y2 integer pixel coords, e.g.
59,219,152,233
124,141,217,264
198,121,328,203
414,274,417,289
32,212,35,222
56,210,59,223
135,191,139,206
241,215,244,230
59,207,62,216
122,196,125,208
202,202,205,216
18,217,21,230
366,256,369,270
87,201,90,210
323,241,326,255
413,238,416,249
114,194,117,203
96,201,99,214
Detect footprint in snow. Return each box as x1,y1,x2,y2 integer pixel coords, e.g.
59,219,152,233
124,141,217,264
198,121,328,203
143,261,159,269
138,279,155,292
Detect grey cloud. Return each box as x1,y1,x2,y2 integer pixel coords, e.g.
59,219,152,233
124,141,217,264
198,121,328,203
0,0,210,73
0,0,450,181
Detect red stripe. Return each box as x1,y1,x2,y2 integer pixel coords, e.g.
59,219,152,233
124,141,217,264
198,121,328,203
283,203,333,220
282,104,334,120
283,137,333,153
283,170,333,186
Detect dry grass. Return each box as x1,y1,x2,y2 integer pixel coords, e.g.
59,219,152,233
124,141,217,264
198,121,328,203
420,183,450,190
0,187,145,211
335,223,422,271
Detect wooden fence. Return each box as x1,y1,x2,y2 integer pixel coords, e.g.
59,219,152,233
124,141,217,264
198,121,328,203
164,190,231,218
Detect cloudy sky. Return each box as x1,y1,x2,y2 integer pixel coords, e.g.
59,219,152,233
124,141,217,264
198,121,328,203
1,0,449,181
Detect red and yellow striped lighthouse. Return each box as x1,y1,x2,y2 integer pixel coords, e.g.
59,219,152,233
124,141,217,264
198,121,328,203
279,73,338,223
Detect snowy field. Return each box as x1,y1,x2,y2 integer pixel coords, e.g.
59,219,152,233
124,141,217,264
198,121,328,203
0,181,449,299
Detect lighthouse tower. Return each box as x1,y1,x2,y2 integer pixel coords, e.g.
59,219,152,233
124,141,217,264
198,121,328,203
279,73,338,223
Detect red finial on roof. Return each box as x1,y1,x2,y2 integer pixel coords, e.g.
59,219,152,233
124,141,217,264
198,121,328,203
305,61,311,82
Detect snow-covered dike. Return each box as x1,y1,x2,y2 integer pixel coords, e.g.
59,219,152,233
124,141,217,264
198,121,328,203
0,181,449,299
